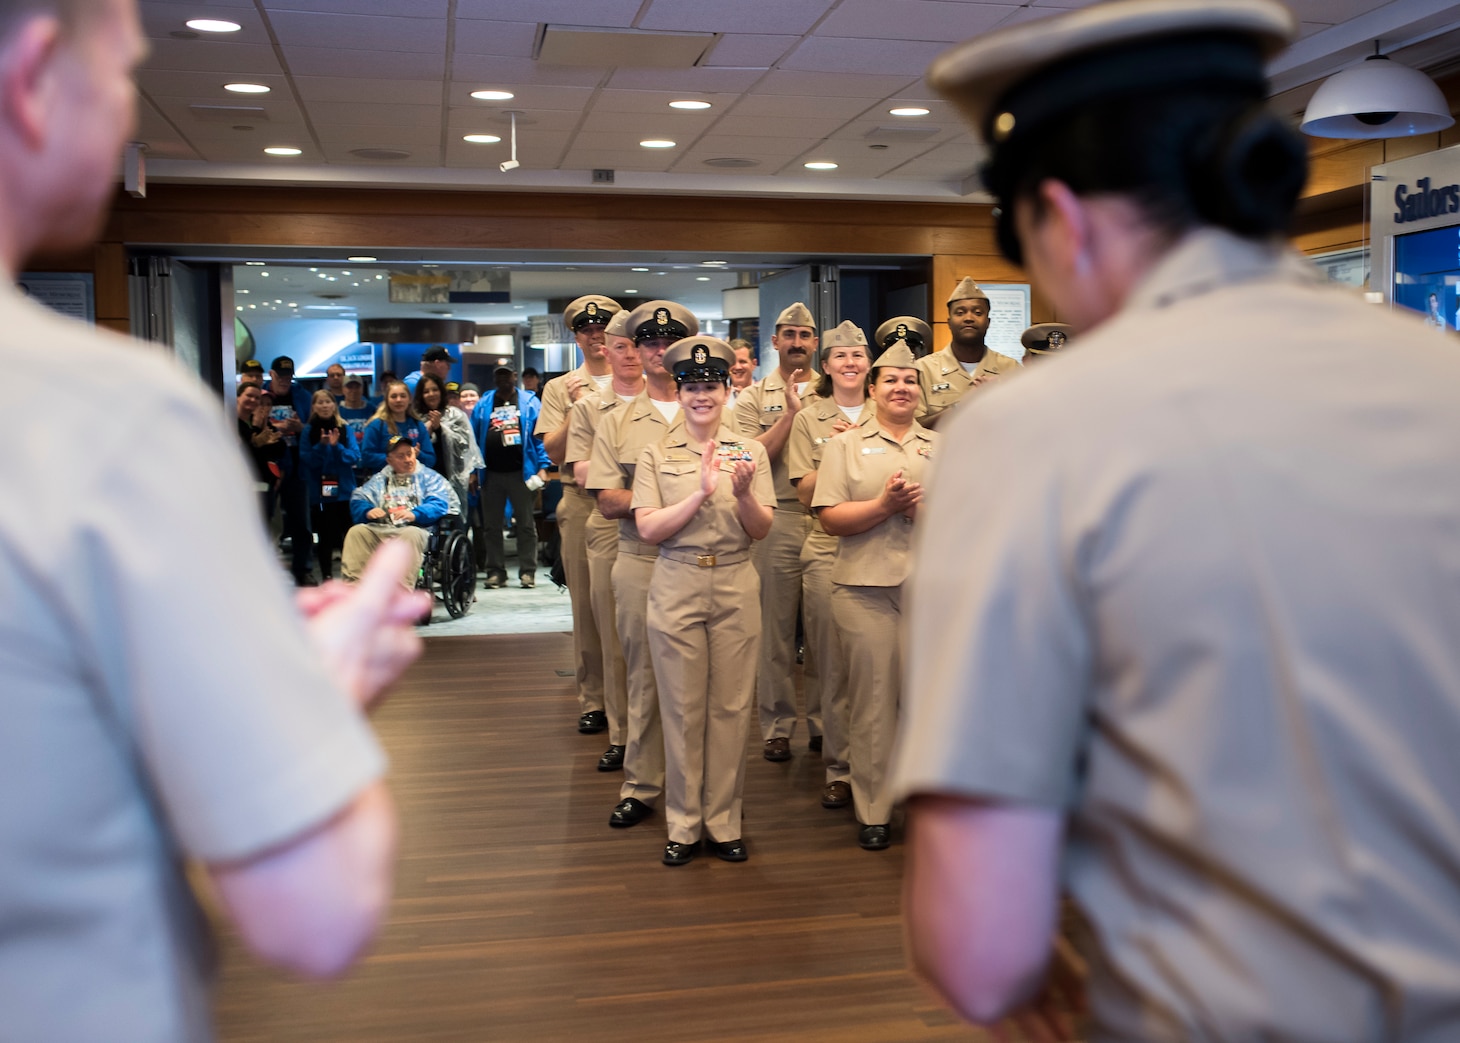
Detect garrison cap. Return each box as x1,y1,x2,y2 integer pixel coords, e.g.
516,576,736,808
604,307,633,339
626,300,699,344
946,278,989,307
823,320,868,349
875,316,933,353
664,336,735,384
775,302,817,330
873,339,919,371
1021,322,1074,354
564,294,622,331
927,0,1294,149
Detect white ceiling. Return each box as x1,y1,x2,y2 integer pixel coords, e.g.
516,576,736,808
136,0,1460,204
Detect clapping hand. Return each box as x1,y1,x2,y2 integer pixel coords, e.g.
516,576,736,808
699,440,721,497
879,469,923,515
730,457,756,497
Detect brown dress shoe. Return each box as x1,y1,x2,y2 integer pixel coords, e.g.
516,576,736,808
763,737,791,762
821,781,852,809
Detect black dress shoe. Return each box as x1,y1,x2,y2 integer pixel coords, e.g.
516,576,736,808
858,824,891,851
712,839,747,862
662,840,699,866
597,744,626,771
609,798,653,828
807,735,823,753
763,737,791,762
578,709,607,734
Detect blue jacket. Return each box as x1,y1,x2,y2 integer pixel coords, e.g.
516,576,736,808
360,415,437,473
470,389,548,481
349,464,456,526
301,426,362,507
263,380,313,476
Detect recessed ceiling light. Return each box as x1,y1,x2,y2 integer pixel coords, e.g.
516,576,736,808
631,267,649,272
309,267,318,272
237,288,250,294
471,90,515,101
463,134,501,144
260,272,269,277
669,100,711,110
347,256,377,262
639,139,676,149
186,18,241,32
804,161,838,170
889,106,930,117
696,276,711,282
624,289,638,294
244,261,265,266
264,146,302,156
701,260,727,266
224,83,270,94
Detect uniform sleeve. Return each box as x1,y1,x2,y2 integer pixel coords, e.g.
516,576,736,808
585,415,624,493
914,357,935,420
629,445,663,511
564,398,595,468
534,377,567,436
811,436,852,509
890,397,1093,811
732,382,762,440
785,410,816,482
84,387,384,862
750,442,776,508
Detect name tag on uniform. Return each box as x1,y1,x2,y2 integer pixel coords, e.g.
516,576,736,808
763,404,784,413
932,382,952,393
813,436,832,446
862,447,887,455
665,453,691,462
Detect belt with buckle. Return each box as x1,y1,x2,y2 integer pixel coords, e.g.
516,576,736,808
659,548,750,568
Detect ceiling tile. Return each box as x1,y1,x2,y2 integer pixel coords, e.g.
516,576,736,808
139,38,284,75
142,5,267,40
750,70,919,98
295,76,443,105
452,54,605,87
675,134,807,156
780,37,949,75
262,0,449,12
266,10,447,53
448,108,584,133
454,19,541,58
570,130,700,151
454,0,643,25
138,69,292,99
558,148,682,172
606,67,767,92
730,93,873,119
315,123,444,147
708,114,847,139
816,0,1020,41
1277,0,1388,20
321,144,443,164
702,34,799,68
302,101,440,128
640,0,835,35
283,46,447,79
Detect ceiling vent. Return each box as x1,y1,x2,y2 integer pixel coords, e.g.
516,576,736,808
315,293,348,300
702,157,760,168
350,148,412,161
862,125,938,144
190,104,268,123
536,25,714,68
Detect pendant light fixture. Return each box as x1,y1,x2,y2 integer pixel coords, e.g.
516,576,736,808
1301,42,1454,139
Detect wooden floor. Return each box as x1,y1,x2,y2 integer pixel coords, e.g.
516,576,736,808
212,633,1056,1042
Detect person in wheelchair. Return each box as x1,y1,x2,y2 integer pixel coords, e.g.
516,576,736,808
344,435,460,589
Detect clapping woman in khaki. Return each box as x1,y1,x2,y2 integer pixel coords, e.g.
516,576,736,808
632,337,775,866
812,339,937,851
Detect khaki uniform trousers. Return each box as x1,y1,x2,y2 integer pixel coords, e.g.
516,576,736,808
647,557,761,844
831,582,903,826
800,529,849,785
613,547,663,805
586,511,627,745
752,507,819,741
341,522,430,589
557,486,604,715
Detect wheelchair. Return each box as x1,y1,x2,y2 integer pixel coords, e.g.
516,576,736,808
416,516,475,621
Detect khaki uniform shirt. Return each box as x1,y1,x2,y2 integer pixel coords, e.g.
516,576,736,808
564,381,638,475
812,419,936,587
733,368,810,512
893,228,1460,1041
536,363,606,487
631,431,775,558
0,285,383,1042
785,396,877,534
915,346,1019,423
585,390,684,546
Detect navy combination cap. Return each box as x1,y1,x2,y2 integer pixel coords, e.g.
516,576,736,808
625,300,699,344
564,295,623,330
664,336,735,384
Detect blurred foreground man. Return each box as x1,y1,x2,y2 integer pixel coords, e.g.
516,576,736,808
894,1,1460,1040
0,1,427,1039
